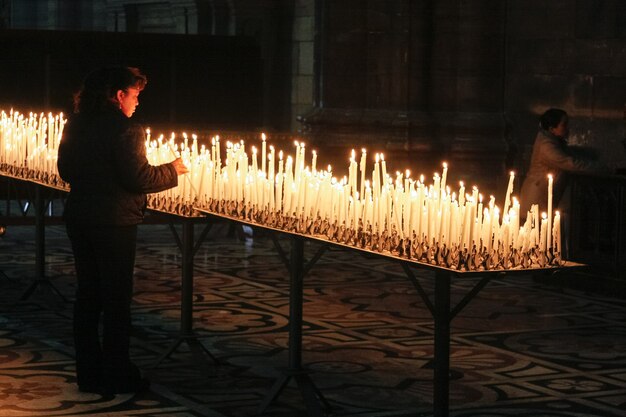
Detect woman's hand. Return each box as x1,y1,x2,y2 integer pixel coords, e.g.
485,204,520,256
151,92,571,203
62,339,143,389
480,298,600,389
171,158,189,175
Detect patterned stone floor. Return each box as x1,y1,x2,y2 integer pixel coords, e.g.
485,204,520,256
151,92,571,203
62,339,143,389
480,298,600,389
0,221,625,417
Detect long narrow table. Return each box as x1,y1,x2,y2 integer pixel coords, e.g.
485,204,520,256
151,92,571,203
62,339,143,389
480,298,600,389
194,208,582,417
0,173,217,367
0,171,581,417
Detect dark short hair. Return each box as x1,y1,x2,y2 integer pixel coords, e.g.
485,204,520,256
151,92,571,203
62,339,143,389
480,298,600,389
74,66,147,113
539,108,567,130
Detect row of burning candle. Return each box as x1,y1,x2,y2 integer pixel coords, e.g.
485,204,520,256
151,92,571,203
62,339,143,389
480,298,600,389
0,109,562,266
145,129,561,257
0,109,65,176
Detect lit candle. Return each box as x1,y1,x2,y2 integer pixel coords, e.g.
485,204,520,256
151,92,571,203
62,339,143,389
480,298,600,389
349,149,357,197
276,151,284,211
441,162,448,198
359,148,366,199
381,153,387,189
547,174,553,251
433,173,441,203
373,153,380,201
268,146,275,210
215,135,221,176
261,133,267,177
503,170,515,216
477,193,484,237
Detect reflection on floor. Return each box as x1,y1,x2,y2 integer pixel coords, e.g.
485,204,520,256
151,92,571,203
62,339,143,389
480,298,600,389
0,222,625,417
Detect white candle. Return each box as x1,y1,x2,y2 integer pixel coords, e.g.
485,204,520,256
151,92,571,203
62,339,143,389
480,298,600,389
539,212,548,252
503,171,514,216
373,153,380,201
441,162,448,198
476,193,484,246
215,135,221,176
547,174,553,250
381,153,387,186
553,211,561,254
349,149,357,197
261,133,267,176
359,148,366,199
268,147,275,211
276,151,284,211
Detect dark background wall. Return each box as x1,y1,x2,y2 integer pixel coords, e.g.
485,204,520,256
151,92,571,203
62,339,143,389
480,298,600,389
0,0,624,195
0,29,262,131
302,0,626,193
505,0,626,177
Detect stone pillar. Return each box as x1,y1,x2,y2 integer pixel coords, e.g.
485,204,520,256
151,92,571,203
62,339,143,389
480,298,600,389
291,0,316,131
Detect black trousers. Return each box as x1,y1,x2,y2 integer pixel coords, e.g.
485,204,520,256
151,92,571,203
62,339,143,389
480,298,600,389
66,222,140,387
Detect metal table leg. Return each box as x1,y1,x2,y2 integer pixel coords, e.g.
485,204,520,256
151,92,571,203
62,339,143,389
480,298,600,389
433,271,451,417
20,184,66,302
259,235,330,416
154,219,218,367
402,263,495,417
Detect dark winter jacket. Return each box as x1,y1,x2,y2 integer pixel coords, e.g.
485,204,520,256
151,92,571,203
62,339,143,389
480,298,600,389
58,105,177,225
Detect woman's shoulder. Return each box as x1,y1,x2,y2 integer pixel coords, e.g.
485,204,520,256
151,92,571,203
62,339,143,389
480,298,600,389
534,130,563,149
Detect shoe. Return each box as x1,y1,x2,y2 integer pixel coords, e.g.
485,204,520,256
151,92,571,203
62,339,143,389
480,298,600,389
104,377,151,394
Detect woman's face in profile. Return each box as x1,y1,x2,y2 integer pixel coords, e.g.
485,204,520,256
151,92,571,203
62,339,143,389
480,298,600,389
117,87,141,118
550,116,569,139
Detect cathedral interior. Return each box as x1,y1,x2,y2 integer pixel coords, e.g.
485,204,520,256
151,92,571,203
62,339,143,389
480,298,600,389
0,1,625,416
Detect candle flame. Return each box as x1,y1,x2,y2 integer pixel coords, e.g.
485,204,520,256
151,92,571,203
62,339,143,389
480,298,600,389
262,132,266,141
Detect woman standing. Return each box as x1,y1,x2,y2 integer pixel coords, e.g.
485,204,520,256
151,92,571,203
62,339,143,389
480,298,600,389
58,66,188,395
520,108,609,214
